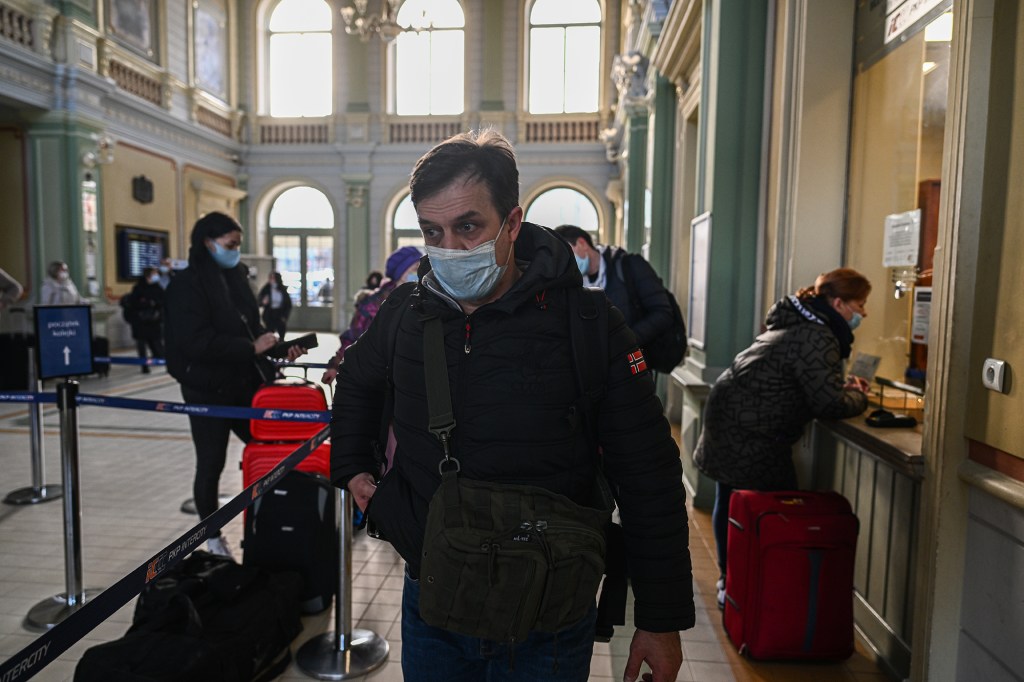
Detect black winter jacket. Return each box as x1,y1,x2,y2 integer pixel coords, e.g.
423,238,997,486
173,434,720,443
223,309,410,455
693,295,868,489
331,223,695,633
164,251,272,397
599,247,674,348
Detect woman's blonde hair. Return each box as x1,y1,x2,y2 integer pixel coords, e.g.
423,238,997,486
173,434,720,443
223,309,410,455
796,267,872,302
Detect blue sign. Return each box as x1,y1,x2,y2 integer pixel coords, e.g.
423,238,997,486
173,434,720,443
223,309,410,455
34,305,94,380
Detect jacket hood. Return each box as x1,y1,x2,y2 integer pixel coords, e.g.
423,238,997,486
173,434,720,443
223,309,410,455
765,295,826,331
421,222,583,312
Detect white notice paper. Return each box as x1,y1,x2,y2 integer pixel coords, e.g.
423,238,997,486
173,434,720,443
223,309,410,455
883,209,921,267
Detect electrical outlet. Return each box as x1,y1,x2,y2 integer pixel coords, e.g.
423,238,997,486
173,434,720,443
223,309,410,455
982,358,1007,392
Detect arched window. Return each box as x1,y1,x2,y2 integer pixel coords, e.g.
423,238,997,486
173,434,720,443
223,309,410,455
392,194,422,249
524,187,599,238
267,0,332,117
527,0,601,114
268,187,335,318
393,0,465,115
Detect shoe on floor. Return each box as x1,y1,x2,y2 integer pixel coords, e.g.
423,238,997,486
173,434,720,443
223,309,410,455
717,577,725,610
207,536,234,560
141,365,150,374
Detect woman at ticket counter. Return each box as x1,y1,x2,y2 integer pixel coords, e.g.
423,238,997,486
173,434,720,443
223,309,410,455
693,267,872,608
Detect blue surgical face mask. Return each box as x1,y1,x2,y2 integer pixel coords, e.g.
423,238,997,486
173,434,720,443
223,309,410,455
148,274,160,284
405,272,419,283
847,312,862,330
574,253,589,277
210,241,241,269
158,265,170,274
424,217,510,302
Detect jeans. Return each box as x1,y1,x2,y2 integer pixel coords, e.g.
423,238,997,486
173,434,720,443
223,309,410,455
712,482,735,578
401,571,596,681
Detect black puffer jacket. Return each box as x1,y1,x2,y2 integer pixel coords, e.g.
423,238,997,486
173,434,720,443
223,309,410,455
693,295,868,489
331,223,694,633
164,248,272,397
601,247,674,347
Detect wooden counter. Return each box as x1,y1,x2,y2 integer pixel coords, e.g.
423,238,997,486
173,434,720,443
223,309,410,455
819,415,924,480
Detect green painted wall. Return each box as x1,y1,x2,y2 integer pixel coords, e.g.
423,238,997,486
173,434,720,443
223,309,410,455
648,74,677,279
696,0,768,374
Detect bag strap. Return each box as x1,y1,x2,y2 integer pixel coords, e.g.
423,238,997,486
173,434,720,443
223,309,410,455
373,284,417,469
615,253,643,321
421,314,459,474
567,287,607,455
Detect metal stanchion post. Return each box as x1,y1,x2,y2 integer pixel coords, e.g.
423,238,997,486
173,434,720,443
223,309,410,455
4,346,63,505
26,380,104,630
296,488,389,679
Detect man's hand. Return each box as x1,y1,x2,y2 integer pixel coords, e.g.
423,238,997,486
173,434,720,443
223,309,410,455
321,367,338,384
348,472,377,512
622,629,682,682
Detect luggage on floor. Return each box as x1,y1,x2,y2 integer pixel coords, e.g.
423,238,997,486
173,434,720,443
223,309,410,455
92,336,110,377
74,550,302,682
0,333,33,389
724,489,858,661
243,470,338,614
241,440,331,487
249,378,328,441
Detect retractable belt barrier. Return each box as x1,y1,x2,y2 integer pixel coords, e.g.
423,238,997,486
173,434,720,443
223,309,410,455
93,356,167,366
0,387,334,682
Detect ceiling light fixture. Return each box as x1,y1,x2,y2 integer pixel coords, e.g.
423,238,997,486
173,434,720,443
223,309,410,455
340,0,403,42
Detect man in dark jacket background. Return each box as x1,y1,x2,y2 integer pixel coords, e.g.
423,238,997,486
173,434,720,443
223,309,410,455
331,131,693,682
555,224,675,355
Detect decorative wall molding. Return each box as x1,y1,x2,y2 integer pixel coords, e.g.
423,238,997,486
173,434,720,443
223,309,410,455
258,119,331,144
523,117,602,143
345,184,367,208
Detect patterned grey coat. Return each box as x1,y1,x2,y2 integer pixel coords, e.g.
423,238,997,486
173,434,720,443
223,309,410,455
693,295,868,489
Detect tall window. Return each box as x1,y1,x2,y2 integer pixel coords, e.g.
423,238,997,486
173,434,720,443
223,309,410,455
267,0,332,117
525,187,599,237
393,0,465,115
528,0,601,114
269,186,335,307
392,194,423,248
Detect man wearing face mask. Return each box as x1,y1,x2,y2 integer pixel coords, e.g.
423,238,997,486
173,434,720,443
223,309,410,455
122,266,165,373
39,261,88,305
331,131,694,682
554,225,675,360
164,212,305,558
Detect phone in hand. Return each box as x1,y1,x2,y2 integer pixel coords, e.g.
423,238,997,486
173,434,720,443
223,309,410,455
266,332,318,359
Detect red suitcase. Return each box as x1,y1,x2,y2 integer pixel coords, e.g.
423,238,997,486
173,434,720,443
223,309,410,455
250,379,328,442
241,441,331,488
724,490,858,660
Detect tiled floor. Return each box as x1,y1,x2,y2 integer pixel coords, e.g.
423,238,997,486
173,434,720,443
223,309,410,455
0,334,892,681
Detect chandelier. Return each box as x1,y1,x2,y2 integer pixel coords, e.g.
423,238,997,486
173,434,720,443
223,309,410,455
340,0,403,42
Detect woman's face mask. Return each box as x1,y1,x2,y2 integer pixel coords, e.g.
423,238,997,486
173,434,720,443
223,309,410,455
148,273,160,284
207,233,242,269
424,217,511,302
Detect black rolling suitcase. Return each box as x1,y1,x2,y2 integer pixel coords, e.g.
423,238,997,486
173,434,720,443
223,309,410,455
243,470,339,614
74,551,303,682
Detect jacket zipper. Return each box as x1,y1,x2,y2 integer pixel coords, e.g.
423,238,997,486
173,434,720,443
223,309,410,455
463,316,472,354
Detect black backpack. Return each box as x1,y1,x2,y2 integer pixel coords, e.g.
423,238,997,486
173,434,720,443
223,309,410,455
615,255,688,373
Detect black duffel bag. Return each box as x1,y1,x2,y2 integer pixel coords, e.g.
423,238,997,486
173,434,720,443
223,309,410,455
75,551,303,682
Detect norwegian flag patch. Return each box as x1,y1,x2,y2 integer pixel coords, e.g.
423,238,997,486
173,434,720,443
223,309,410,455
627,350,648,375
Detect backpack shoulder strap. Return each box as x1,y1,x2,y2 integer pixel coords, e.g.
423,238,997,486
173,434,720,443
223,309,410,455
614,252,643,317
371,283,418,468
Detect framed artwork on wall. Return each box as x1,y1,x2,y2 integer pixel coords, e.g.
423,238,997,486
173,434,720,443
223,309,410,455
106,0,157,59
688,212,711,350
193,0,228,100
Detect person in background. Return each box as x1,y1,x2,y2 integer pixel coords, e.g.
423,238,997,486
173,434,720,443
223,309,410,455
321,246,422,386
164,212,306,558
157,257,175,289
122,266,165,373
258,271,292,339
354,270,383,305
0,267,24,322
39,261,88,305
554,225,674,358
693,267,872,609
331,130,693,681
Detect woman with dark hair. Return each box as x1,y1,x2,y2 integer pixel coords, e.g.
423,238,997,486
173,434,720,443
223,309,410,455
164,212,305,557
257,271,291,339
122,266,165,373
693,267,872,608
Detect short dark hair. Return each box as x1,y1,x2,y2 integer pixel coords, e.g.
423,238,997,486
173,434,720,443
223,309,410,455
553,225,595,249
409,130,519,220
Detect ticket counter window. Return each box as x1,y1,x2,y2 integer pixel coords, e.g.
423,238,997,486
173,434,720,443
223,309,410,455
846,10,952,389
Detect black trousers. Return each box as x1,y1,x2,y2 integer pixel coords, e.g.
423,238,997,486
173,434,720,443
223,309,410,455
180,386,253,524
262,309,287,339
